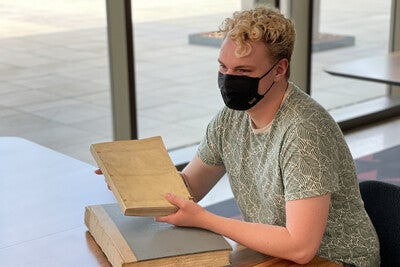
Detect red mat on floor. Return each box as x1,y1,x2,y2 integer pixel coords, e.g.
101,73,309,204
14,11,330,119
354,145,400,186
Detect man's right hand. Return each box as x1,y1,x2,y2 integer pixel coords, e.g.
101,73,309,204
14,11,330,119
94,168,111,190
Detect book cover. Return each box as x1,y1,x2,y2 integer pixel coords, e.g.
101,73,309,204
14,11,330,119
90,136,193,216
85,203,232,267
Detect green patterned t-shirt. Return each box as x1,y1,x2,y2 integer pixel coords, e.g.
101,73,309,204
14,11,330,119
197,83,380,267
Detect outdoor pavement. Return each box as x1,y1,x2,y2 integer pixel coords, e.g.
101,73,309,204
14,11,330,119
0,0,393,166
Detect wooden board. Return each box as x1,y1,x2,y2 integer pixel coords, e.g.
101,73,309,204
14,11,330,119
84,204,232,267
90,136,193,216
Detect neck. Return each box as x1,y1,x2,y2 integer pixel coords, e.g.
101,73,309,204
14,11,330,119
247,81,288,129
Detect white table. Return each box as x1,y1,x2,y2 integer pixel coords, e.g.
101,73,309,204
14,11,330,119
0,137,341,267
325,51,400,86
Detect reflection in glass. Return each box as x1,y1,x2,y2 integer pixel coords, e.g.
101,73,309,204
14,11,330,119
311,0,390,110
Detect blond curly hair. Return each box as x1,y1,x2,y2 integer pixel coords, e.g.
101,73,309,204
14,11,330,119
219,6,295,77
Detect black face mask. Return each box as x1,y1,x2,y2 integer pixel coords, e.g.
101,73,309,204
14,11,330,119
218,63,276,111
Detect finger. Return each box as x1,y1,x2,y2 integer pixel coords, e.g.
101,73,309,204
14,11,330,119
154,215,169,223
164,193,186,208
104,178,111,190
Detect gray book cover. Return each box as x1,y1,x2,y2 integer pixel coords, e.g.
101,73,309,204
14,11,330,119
101,203,232,261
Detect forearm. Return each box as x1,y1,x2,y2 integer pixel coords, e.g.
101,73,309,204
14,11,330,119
179,172,198,202
199,212,318,264
181,156,225,201
180,170,213,202
197,194,331,264
156,193,329,264
156,196,314,263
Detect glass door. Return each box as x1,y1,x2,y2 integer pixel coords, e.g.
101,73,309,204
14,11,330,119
311,0,391,110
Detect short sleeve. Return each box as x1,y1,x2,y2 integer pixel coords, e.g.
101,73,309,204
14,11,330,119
280,119,341,201
196,111,224,166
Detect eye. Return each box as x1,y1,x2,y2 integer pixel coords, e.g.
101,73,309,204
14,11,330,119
236,68,250,74
236,69,251,76
219,64,227,72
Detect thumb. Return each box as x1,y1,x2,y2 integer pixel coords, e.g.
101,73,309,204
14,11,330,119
165,193,185,208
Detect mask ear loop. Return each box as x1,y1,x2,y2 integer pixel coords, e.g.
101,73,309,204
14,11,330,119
259,60,279,79
259,60,279,97
259,61,279,96
261,81,275,96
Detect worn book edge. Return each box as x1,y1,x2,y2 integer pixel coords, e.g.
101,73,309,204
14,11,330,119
84,204,231,267
85,205,137,267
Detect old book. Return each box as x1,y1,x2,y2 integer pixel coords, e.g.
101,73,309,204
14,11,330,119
85,204,232,267
90,136,193,216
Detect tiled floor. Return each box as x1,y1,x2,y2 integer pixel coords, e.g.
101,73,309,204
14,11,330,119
1,0,399,173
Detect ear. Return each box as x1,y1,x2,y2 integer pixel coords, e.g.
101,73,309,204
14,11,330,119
274,58,289,81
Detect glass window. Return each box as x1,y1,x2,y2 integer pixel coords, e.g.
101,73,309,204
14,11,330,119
0,1,112,165
132,1,241,149
311,0,391,110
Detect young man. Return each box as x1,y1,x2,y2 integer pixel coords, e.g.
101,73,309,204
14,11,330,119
154,6,380,267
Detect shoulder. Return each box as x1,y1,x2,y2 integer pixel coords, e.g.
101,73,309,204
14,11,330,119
285,84,330,118
278,84,339,133
273,84,347,155
209,106,248,129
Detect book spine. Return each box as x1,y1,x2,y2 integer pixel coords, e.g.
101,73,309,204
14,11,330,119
89,145,129,215
84,206,137,267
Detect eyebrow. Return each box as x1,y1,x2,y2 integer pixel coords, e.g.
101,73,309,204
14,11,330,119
217,59,254,70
